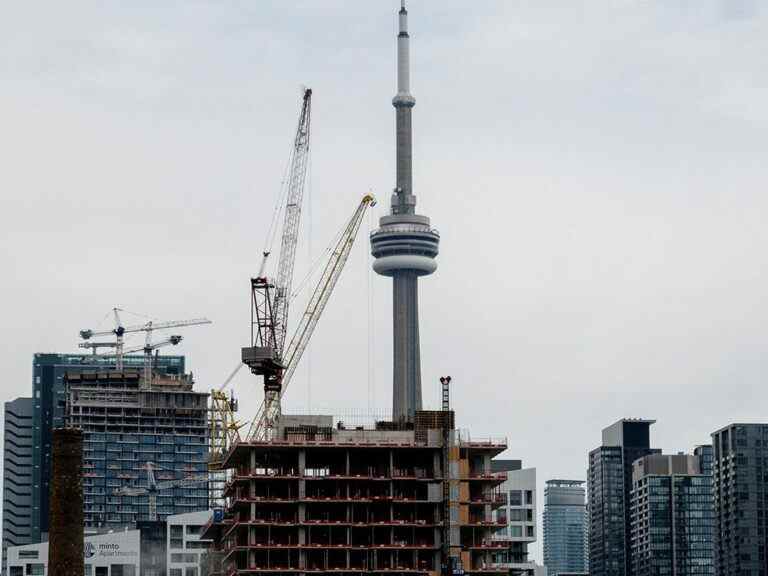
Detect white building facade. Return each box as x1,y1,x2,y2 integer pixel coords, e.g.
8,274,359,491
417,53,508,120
492,465,547,576
167,510,213,576
7,529,140,576
6,511,212,576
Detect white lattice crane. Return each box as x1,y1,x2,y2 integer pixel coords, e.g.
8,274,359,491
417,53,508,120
208,90,313,470
91,335,183,386
113,461,207,522
79,309,211,370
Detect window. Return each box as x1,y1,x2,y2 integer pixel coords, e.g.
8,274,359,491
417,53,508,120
509,509,524,521
170,570,183,576
526,525,534,538
18,551,39,559
525,490,533,505
508,491,522,506
509,526,522,537
185,568,198,576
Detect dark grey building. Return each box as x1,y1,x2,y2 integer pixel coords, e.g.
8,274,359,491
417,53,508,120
2,397,34,574
694,445,713,477
30,353,185,541
629,454,713,576
588,418,660,576
712,424,768,576
543,480,588,576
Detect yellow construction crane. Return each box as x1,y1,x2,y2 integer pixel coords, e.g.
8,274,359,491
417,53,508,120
207,193,376,468
208,363,245,470
243,193,376,441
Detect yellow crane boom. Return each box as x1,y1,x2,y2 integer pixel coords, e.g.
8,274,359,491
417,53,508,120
246,193,376,441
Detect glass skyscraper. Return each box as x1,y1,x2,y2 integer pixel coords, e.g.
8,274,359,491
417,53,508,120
31,353,187,539
65,369,209,529
588,419,659,576
543,480,587,575
712,424,768,576
629,454,713,576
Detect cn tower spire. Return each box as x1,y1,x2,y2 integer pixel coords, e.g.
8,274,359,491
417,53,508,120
392,0,416,215
371,1,440,422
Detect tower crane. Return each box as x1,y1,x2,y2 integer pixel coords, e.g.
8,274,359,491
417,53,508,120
92,335,184,386
243,193,376,441
113,461,207,522
79,309,211,370
206,89,312,471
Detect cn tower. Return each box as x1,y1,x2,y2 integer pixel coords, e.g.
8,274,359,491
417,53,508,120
371,1,440,422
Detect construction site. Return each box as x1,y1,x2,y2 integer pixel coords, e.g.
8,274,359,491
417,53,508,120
6,3,516,576
201,2,515,576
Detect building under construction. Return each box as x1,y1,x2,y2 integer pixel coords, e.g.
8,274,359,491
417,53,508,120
205,409,509,576
65,369,210,529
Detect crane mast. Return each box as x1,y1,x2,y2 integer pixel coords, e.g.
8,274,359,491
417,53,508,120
245,194,376,441
242,88,313,438
270,87,313,356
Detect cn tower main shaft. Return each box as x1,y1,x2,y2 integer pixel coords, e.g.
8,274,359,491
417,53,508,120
371,1,440,422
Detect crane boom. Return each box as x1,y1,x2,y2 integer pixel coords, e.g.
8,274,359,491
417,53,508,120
272,88,312,356
80,317,211,340
246,193,376,441
80,313,211,371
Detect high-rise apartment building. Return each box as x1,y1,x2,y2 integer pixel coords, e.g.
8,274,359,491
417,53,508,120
543,480,588,576
629,454,713,576
31,353,185,541
588,418,659,576
64,369,209,530
2,397,34,574
712,423,768,576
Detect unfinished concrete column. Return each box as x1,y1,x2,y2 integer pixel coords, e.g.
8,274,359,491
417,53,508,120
48,428,84,576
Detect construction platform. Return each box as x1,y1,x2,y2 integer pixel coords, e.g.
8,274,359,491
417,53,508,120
204,412,509,576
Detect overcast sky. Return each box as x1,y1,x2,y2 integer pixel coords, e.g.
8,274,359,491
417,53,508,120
2,0,767,562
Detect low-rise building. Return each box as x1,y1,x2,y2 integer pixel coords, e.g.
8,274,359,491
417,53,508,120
491,462,544,576
6,511,212,576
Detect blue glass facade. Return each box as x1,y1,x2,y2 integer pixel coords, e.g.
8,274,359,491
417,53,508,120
83,432,208,527
31,353,189,539
65,369,209,531
543,480,587,575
